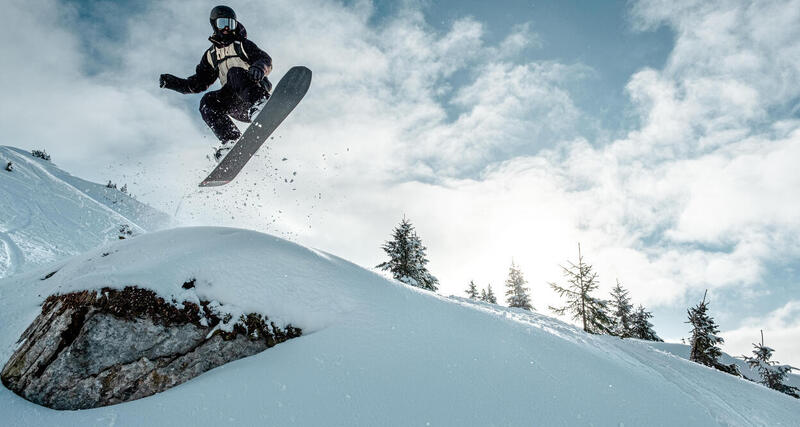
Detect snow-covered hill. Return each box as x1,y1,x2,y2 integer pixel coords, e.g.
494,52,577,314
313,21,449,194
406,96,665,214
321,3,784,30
1,227,798,426
0,146,170,278
644,340,800,391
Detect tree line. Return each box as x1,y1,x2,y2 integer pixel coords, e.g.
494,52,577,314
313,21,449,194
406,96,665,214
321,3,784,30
376,217,799,399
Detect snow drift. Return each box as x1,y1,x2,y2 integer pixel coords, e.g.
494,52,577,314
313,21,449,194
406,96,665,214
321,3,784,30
0,146,170,278
1,226,798,426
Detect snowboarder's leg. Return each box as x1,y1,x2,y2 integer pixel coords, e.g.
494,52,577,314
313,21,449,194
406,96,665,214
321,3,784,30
225,67,270,123
227,67,270,104
199,88,241,143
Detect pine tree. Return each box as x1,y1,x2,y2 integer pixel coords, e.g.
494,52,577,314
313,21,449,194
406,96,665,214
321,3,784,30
118,224,135,240
548,243,613,334
376,217,439,292
631,305,662,341
31,149,50,161
505,261,533,310
687,290,724,367
609,279,634,338
465,280,479,299
484,284,497,304
480,288,488,301
743,331,800,398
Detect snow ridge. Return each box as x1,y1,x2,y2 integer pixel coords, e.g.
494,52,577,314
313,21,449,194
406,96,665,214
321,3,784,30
1,227,798,426
0,146,170,278
1,156,798,425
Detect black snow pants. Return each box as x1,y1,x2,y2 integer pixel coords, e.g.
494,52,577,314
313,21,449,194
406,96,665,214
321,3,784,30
199,67,269,142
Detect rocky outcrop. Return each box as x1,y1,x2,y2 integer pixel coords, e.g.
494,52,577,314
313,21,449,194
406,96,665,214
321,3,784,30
1,286,301,410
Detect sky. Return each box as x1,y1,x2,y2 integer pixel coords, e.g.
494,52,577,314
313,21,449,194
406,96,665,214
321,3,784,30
2,0,800,366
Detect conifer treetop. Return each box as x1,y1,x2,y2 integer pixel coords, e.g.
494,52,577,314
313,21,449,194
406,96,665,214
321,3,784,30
549,243,612,334
377,217,439,292
609,279,634,338
465,280,479,299
743,330,800,398
505,260,533,311
483,284,497,304
687,290,724,367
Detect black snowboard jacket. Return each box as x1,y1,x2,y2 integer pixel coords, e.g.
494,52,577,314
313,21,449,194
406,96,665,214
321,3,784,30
163,23,272,94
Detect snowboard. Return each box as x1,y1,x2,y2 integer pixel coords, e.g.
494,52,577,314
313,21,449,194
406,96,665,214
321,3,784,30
199,66,312,187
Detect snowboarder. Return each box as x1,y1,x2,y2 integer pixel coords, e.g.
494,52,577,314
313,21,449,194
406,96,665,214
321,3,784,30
159,5,273,160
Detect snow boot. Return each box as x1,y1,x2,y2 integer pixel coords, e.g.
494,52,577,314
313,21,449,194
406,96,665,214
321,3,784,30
208,139,237,163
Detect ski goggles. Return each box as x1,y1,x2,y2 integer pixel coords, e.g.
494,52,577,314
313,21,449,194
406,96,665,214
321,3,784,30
215,17,237,30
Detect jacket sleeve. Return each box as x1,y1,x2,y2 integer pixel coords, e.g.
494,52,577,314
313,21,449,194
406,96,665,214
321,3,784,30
242,39,273,76
162,51,218,94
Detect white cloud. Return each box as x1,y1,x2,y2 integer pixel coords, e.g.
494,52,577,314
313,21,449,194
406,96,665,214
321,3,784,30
494,23,542,58
630,0,800,114
409,61,587,177
722,301,800,367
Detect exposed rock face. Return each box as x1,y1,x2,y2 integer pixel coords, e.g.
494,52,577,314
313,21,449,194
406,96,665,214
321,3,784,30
1,286,301,410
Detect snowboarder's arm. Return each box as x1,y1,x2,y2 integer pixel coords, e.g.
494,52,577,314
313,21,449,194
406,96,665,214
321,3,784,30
159,52,218,94
242,39,272,77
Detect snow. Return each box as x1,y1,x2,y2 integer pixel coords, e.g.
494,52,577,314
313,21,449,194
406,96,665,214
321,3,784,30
0,146,171,278
1,226,799,426
645,340,800,391
1,146,798,425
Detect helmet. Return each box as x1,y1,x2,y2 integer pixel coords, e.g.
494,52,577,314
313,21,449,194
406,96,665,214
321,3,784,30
210,5,236,21
210,6,237,33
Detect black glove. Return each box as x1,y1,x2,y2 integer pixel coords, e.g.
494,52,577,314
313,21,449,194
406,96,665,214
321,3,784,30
248,66,264,82
159,73,182,90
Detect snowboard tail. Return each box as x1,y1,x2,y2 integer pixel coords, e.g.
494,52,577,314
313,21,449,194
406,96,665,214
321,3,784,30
200,66,312,187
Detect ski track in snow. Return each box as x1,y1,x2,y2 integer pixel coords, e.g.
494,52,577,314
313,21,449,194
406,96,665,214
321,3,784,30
0,207,31,278
609,338,753,425
0,231,24,277
0,147,167,278
9,150,146,234
450,296,795,426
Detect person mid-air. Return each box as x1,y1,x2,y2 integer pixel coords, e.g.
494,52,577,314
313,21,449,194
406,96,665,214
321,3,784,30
159,5,272,160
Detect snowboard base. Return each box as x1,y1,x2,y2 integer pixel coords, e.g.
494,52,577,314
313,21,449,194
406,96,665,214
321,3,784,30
199,66,312,187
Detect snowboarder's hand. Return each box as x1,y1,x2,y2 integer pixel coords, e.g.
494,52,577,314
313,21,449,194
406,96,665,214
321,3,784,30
248,66,264,82
159,74,181,90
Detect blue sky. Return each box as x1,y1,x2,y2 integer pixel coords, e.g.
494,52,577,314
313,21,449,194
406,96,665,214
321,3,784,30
381,0,675,135
3,0,800,366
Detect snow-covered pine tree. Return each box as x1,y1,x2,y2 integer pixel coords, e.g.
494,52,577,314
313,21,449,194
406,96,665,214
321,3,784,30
505,261,533,310
31,149,50,161
743,330,800,398
480,288,488,301
376,217,439,292
631,305,662,341
118,224,135,240
687,290,730,372
483,284,497,304
548,243,613,334
609,279,634,338
465,280,479,299
120,184,128,194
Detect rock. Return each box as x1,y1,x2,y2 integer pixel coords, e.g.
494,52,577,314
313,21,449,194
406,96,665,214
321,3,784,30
1,287,301,410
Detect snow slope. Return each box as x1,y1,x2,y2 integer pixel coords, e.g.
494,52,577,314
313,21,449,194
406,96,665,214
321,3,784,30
644,341,800,391
0,146,170,278
1,227,798,426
